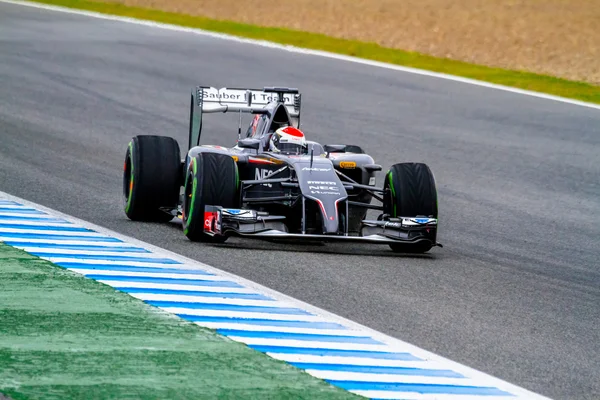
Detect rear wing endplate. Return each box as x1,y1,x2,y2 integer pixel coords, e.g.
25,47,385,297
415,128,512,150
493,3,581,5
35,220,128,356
188,86,302,149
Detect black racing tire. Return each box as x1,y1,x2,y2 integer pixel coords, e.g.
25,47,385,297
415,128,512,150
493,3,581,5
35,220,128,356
123,135,181,222
182,152,240,242
384,162,438,253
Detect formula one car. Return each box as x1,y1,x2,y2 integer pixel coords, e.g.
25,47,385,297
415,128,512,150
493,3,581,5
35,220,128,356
123,86,441,253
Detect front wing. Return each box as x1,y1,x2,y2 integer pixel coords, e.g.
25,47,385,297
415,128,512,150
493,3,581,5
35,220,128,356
203,206,441,247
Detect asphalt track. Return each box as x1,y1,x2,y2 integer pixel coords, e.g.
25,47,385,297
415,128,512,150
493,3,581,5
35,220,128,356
0,3,599,399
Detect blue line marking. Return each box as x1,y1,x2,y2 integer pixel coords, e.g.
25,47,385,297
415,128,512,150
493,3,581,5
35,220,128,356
4,243,150,252
249,346,423,361
120,288,272,300
179,315,348,329
217,329,383,344
0,216,70,222
0,208,46,214
290,363,464,378
0,224,91,232
88,275,244,287
146,301,314,315
29,253,181,263
327,381,512,396
58,263,213,275
0,201,20,205
0,233,123,242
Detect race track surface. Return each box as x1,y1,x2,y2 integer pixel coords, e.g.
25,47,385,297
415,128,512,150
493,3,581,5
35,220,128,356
1,3,599,399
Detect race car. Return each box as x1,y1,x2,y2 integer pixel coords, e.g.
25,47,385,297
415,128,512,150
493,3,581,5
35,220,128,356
123,86,441,253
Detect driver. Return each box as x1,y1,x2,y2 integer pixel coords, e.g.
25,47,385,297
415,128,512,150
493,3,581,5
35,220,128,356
269,126,307,155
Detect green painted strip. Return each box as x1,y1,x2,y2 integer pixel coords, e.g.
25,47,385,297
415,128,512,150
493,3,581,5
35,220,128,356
18,0,600,105
0,243,359,400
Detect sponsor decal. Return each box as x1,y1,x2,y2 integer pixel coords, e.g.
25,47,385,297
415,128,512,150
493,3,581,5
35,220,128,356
307,180,340,195
414,218,429,224
384,222,402,229
308,181,337,185
401,217,437,226
339,161,356,169
308,180,339,195
200,88,295,105
222,209,257,220
201,90,243,101
204,211,215,231
255,168,274,187
310,190,339,195
369,177,376,186
302,167,331,172
309,185,339,191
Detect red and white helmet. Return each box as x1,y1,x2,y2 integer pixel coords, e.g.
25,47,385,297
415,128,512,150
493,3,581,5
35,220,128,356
269,126,307,154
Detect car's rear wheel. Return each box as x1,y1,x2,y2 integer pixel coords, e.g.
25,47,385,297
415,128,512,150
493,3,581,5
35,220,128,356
384,162,438,253
123,135,181,222
182,152,240,242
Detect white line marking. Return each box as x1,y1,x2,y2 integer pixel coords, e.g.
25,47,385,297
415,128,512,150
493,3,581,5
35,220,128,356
194,322,370,337
39,258,185,267
96,281,256,294
0,220,73,227
0,191,552,399
305,370,471,385
349,393,516,400
0,238,140,246
224,337,392,352
156,308,324,322
0,205,42,209
0,227,101,236
18,248,171,257
125,292,290,307
1,0,598,111
67,269,226,282
0,212,56,219
268,354,437,368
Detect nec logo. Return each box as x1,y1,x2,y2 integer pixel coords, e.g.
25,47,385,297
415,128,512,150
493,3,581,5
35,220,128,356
302,167,330,172
255,168,273,187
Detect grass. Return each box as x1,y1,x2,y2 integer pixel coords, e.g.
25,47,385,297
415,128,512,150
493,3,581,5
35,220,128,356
0,243,358,400
16,0,600,105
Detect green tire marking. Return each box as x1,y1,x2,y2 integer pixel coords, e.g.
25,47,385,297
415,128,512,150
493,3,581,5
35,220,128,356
183,157,198,235
124,141,134,213
387,171,397,217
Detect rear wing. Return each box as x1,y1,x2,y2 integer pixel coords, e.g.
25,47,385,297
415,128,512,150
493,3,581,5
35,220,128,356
188,86,302,149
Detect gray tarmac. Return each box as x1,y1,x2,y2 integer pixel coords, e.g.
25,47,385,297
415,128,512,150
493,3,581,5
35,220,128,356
1,3,599,399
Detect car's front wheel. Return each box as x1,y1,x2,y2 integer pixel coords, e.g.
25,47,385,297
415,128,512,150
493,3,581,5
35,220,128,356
383,162,438,253
182,152,240,242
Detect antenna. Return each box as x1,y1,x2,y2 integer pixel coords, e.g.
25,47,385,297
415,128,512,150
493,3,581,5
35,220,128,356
237,109,242,141
310,144,314,167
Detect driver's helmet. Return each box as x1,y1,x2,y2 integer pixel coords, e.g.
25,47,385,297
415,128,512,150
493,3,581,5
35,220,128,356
269,126,307,154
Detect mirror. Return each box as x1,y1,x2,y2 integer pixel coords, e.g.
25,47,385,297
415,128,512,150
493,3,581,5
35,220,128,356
323,144,346,154
238,138,261,150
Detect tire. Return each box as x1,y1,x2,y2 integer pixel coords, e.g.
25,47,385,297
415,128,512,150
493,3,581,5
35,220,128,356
182,152,240,242
384,162,438,253
123,135,181,222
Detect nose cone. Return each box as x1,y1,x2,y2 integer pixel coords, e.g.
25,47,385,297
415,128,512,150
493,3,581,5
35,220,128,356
317,199,342,234
293,159,348,235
